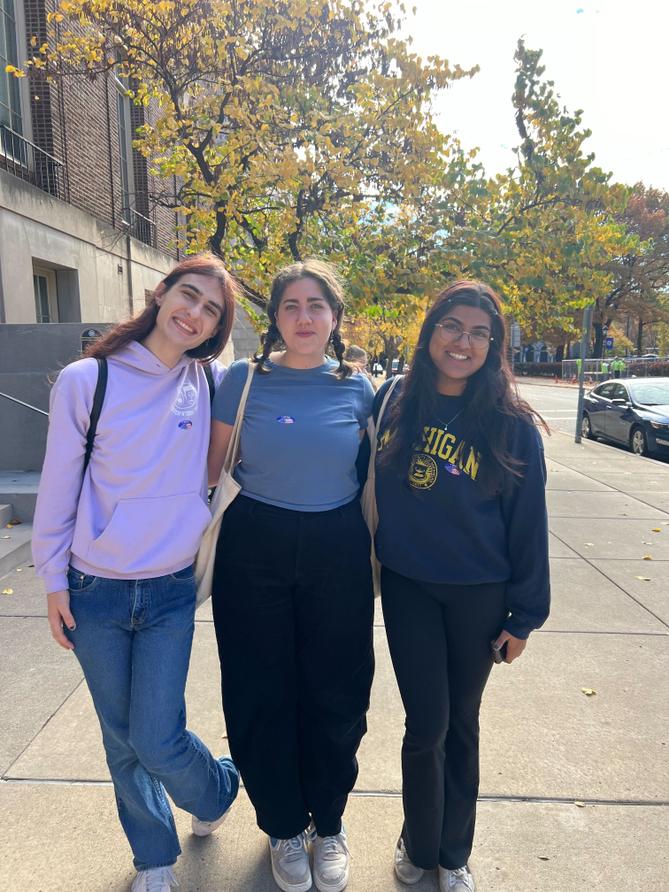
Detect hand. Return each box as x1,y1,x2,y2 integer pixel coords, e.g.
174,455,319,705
493,629,527,664
47,590,76,651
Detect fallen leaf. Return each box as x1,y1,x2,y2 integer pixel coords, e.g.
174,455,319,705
581,688,597,696
5,521,21,528
642,541,652,545
584,542,594,547
652,528,662,533
574,801,586,808
635,576,651,581
538,856,550,861
1,588,14,595
643,555,653,561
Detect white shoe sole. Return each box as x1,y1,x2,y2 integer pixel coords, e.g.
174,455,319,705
270,867,313,892
191,808,230,837
313,872,349,892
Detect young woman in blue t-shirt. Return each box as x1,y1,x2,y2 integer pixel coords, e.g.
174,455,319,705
208,260,375,892
374,281,550,892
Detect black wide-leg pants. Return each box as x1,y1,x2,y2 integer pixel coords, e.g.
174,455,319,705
212,495,375,840
381,566,507,870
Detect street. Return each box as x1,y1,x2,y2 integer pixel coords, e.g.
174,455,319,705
517,380,669,464
517,382,578,437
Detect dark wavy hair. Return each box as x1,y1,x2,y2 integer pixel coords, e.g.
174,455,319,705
84,253,238,362
252,259,353,379
381,280,547,495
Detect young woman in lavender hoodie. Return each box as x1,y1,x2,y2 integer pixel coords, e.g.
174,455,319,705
32,254,241,892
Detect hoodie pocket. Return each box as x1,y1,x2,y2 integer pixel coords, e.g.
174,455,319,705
86,493,211,576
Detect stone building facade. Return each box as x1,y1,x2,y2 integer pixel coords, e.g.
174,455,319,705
0,0,182,326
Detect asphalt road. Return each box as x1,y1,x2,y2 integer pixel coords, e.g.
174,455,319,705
516,382,579,437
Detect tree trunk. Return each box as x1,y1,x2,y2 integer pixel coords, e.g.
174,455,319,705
555,344,565,363
592,322,603,358
636,318,644,354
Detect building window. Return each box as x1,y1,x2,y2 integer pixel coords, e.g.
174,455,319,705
33,268,59,323
0,0,24,134
115,76,135,215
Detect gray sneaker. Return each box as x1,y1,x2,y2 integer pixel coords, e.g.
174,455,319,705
394,837,424,885
130,866,178,891
269,832,312,892
439,864,476,891
312,828,350,892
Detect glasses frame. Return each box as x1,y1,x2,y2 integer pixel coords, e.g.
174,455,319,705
434,320,494,348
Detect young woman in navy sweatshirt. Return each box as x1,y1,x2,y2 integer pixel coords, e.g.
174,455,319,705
374,281,550,892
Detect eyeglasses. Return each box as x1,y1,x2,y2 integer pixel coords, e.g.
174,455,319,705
434,320,493,348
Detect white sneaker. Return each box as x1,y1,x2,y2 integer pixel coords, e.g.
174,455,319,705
131,866,178,892
438,864,476,891
269,832,312,892
394,837,424,885
312,828,350,892
191,809,230,837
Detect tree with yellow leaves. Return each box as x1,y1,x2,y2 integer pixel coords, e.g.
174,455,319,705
439,39,631,355
23,0,473,303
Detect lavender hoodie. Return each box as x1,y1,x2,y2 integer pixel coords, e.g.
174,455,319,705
33,341,224,594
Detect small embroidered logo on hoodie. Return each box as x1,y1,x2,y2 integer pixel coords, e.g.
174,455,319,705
172,383,198,417
276,415,295,424
178,420,193,430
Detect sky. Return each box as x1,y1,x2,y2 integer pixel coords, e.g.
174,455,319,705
403,0,668,191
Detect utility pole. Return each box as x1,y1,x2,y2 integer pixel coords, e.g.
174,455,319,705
575,304,594,444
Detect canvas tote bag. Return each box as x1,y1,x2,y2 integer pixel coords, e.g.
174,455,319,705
361,375,401,597
195,361,255,606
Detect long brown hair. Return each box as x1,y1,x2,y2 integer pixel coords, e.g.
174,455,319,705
381,280,547,495
252,259,353,379
85,254,238,361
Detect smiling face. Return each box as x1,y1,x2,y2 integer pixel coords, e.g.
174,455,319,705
274,276,337,365
149,273,225,363
428,303,492,394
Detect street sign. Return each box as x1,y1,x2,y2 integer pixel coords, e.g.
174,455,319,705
605,337,614,349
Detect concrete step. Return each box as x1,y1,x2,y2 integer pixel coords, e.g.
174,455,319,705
0,504,12,527
0,471,40,522
0,522,33,578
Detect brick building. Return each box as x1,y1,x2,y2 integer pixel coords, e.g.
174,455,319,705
0,0,184,326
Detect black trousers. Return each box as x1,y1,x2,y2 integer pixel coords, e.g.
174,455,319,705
381,567,507,870
212,495,375,840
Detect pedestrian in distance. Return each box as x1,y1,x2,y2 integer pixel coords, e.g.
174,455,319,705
343,343,371,377
208,259,375,892
373,280,550,892
612,357,625,378
32,254,241,892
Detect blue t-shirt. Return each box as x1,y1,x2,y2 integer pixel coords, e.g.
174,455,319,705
213,358,374,511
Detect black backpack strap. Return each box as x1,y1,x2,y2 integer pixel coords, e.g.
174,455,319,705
83,357,107,474
203,362,215,403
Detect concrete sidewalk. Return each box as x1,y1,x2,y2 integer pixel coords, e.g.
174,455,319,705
1,431,668,891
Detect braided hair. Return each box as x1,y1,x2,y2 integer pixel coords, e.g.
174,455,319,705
253,260,353,379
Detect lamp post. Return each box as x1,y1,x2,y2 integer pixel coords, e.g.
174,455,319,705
575,304,594,444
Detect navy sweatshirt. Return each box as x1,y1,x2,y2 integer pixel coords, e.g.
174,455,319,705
374,379,550,639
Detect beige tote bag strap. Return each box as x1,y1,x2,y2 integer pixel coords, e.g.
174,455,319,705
367,374,402,480
221,361,255,475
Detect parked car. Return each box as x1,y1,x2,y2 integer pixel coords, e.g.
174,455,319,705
582,377,669,456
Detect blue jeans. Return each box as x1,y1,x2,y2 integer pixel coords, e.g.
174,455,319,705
66,564,239,870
